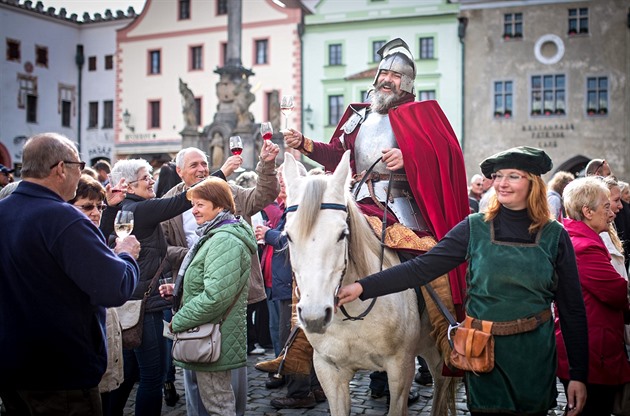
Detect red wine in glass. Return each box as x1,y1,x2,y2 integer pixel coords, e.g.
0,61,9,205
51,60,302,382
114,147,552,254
229,136,245,172
260,122,273,140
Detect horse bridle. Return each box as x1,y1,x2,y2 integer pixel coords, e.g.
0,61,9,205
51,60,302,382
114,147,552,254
287,156,392,321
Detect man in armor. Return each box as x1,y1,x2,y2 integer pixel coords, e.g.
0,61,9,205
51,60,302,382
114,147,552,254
259,38,469,399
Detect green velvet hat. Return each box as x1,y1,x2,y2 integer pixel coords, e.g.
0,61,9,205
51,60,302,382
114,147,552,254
480,146,553,179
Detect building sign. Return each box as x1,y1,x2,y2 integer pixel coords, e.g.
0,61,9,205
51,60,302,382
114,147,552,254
521,123,575,148
124,133,157,140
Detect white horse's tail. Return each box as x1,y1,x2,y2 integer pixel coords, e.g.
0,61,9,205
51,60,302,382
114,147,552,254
433,375,459,415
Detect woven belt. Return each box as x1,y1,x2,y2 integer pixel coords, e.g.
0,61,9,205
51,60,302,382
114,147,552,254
468,309,552,336
352,171,408,184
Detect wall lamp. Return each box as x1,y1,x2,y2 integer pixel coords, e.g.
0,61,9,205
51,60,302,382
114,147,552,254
122,109,134,132
304,104,314,130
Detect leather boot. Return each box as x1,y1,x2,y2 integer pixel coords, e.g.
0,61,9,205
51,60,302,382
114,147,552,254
255,327,313,376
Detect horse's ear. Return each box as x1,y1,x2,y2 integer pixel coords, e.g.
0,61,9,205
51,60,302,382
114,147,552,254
283,152,299,191
331,150,352,193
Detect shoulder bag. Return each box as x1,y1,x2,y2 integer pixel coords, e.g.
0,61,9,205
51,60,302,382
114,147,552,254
116,258,167,349
172,282,246,364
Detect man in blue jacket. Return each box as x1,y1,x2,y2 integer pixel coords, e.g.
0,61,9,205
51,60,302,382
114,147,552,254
0,133,140,415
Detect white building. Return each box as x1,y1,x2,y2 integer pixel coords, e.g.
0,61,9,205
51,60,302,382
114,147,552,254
115,0,308,165
0,0,137,172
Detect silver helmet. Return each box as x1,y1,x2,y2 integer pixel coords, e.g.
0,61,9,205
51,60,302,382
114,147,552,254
372,38,416,96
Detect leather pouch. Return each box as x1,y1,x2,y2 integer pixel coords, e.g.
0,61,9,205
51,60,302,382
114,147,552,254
450,317,494,373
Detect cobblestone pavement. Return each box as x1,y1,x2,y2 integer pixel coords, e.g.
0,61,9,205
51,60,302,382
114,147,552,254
124,350,569,415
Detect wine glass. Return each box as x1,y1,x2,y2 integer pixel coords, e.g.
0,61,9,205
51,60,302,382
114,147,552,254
280,95,294,130
260,122,273,141
114,210,134,239
229,136,245,173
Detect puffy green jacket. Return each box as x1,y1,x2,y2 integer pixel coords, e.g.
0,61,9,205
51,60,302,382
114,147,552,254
171,218,256,372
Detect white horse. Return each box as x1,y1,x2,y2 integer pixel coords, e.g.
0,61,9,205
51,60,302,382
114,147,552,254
282,151,458,416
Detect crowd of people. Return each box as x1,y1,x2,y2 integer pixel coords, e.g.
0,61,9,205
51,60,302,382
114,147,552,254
1,36,630,416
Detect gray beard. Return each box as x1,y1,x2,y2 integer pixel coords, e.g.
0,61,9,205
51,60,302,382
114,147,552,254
371,89,402,114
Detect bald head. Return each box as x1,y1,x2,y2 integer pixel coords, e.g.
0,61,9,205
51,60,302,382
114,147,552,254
21,133,79,179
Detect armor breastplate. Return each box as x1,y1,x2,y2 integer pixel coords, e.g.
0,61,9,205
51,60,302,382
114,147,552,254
351,111,429,232
354,112,397,175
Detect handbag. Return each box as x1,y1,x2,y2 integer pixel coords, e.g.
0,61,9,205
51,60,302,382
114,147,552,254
613,383,630,416
115,258,167,349
172,283,246,364
449,316,495,373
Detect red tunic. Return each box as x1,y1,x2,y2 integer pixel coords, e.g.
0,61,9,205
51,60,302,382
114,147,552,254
308,100,469,313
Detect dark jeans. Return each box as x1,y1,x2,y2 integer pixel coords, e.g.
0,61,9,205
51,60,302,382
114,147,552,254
110,311,166,416
247,299,272,351
0,387,102,416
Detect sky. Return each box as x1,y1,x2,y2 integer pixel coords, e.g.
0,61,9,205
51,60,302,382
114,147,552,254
40,0,146,19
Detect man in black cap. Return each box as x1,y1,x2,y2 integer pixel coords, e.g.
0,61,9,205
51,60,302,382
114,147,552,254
0,164,14,190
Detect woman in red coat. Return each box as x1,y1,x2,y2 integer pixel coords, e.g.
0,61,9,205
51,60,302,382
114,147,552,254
557,176,630,415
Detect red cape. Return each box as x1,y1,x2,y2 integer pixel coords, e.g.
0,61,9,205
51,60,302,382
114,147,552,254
390,101,469,313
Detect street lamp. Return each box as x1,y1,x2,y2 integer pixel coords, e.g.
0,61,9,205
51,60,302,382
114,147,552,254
304,104,314,130
122,109,134,132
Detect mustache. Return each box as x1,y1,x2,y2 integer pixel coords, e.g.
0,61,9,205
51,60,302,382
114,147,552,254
376,81,397,91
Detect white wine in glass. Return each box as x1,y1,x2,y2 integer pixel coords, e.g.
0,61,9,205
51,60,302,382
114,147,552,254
115,210,134,239
280,95,294,129
229,136,245,173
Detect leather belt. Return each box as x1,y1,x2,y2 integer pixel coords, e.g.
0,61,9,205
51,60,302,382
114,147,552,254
352,171,408,184
467,308,552,336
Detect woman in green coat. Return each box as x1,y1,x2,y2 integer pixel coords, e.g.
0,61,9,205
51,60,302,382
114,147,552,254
167,176,257,415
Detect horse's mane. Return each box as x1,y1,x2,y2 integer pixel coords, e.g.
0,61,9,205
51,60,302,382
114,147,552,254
293,175,395,278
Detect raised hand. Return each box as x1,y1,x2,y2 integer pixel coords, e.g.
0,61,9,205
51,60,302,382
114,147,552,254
260,139,280,162
220,155,243,177
114,234,141,260
282,128,303,149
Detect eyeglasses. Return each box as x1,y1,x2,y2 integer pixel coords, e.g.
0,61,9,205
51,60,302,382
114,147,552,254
74,203,107,212
594,159,606,175
491,173,529,183
49,160,86,170
128,174,154,185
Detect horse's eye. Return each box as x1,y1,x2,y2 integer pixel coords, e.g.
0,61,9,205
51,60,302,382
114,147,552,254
338,229,348,242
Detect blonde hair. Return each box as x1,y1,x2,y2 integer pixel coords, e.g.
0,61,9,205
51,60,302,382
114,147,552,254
484,173,552,234
563,177,610,221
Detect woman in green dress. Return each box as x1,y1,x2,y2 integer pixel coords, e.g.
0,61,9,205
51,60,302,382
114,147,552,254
337,146,588,415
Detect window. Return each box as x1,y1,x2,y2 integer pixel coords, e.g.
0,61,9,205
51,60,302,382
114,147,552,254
179,0,190,19
103,100,113,128
190,46,203,70
217,0,227,15
220,42,227,66
419,90,436,101
503,13,523,39
61,100,71,127
531,74,565,116
329,44,342,66
194,98,201,126
149,50,161,74
35,45,48,67
360,90,369,102
328,95,344,126
587,76,608,115
88,56,96,71
493,81,513,118
88,102,98,128
254,40,268,65
18,75,36,108
569,8,588,35
419,37,434,59
372,40,386,63
6,38,20,62
149,100,160,128
26,94,37,123
104,55,113,70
